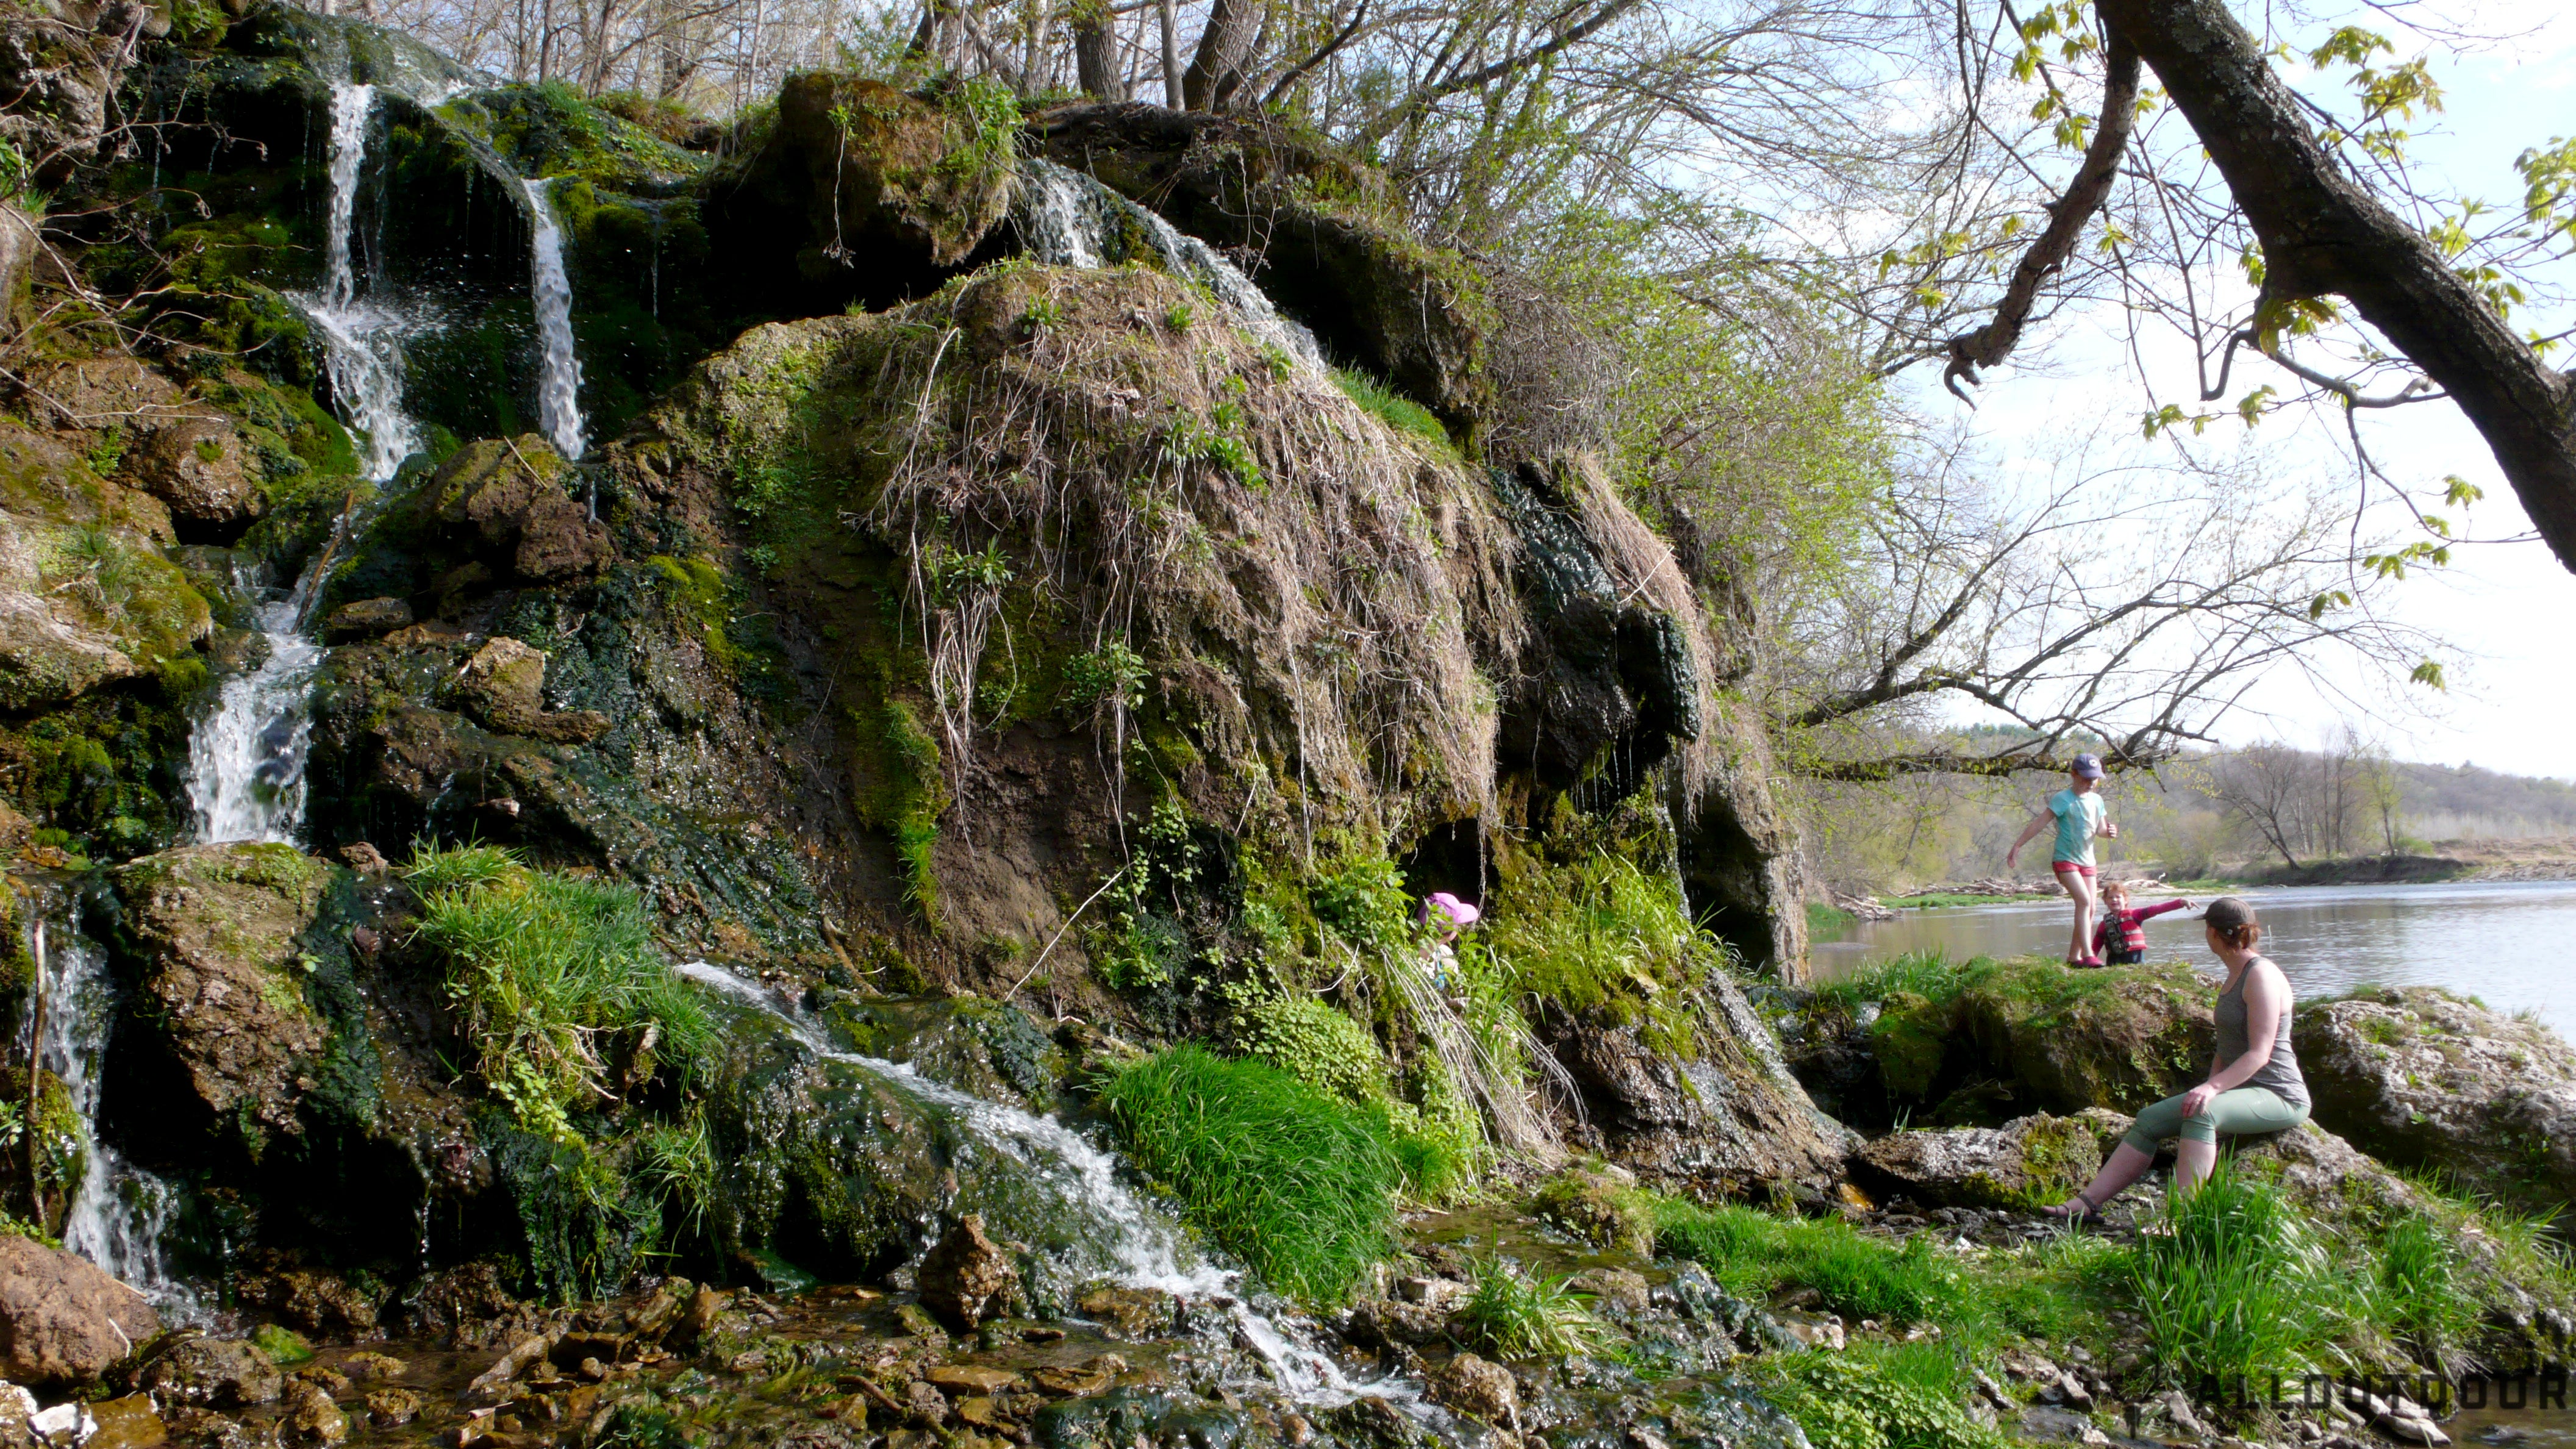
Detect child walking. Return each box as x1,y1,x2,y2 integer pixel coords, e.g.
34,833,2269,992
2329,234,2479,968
2092,882,2192,965
2005,753,2118,967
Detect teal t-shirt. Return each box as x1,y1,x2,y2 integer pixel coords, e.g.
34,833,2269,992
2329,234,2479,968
2048,788,2103,865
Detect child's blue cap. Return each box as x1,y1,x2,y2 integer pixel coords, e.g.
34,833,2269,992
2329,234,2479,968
2071,753,2105,779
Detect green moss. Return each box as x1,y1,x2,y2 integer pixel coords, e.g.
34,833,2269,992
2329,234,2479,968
0,687,199,860
848,698,945,919
250,1323,313,1365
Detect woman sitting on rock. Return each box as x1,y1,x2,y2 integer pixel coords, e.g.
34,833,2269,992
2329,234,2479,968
2043,896,2310,1220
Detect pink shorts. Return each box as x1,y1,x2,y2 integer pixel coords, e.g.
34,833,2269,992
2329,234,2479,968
2052,862,2096,879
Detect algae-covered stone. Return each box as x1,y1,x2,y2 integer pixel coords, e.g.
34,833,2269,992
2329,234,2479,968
320,597,411,643
704,74,1016,314
1848,1113,2103,1209
454,637,608,744
109,842,329,1140
423,436,609,584
1864,959,2216,1120
2294,986,2576,1211
131,420,262,532
138,1337,285,1408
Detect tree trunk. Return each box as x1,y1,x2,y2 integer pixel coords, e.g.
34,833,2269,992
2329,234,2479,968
2096,0,2576,574
1156,0,1181,106
1071,0,1123,99
1182,0,1263,109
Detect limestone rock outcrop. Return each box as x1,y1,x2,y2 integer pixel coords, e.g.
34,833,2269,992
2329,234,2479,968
1849,1113,2103,1209
2294,986,2576,1209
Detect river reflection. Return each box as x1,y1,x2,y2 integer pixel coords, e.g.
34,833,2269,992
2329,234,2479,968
1813,880,2576,1030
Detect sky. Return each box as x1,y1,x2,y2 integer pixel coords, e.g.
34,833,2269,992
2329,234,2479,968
1905,0,2576,781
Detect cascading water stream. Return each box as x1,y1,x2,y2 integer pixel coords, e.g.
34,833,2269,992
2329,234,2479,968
23,892,196,1316
521,177,587,462
675,962,1422,1412
1015,159,1325,369
298,81,428,483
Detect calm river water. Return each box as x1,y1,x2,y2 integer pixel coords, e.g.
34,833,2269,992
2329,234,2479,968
1812,879,2576,1029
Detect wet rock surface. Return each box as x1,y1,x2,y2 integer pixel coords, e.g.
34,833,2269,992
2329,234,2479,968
0,1236,160,1384
107,842,329,1139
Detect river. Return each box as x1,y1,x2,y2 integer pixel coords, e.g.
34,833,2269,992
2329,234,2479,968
1812,879,2576,1030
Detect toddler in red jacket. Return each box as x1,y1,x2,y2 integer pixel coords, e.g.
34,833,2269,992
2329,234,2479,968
2089,882,2192,965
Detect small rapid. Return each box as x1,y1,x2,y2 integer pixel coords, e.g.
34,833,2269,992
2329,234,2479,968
522,177,587,461
674,962,1413,1410
1015,159,1325,370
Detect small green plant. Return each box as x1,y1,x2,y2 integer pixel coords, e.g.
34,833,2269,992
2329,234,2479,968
1164,301,1196,332
1456,1256,1607,1360
1329,368,1455,456
1096,1045,1402,1306
1751,1348,2011,1449
1064,639,1148,711
193,436,226,463
1020,298,1065,332
405,845,712,1144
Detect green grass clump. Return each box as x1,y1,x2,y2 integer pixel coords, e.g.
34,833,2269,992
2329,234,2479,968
1096,1045,1403,1306
1808,902,1858,936
407,844,712,1144
1329,369,1456,457
1650,1194,2111,1351
1456,1256,1608,1360
1750,1347,2012,1449
2369,1212,2483,1368
1807,949,1974,1016
2125,1166,2343,1385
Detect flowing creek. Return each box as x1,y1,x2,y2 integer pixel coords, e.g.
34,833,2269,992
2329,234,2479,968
673,962,1422,1417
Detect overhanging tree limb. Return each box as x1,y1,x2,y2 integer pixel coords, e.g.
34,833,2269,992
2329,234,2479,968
1942,29,2139,402
2093,0,2576,574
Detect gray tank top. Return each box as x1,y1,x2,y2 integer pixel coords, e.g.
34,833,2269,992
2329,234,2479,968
2215,959,2308,1110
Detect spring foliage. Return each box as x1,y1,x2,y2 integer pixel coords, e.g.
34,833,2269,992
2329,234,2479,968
1096,1045,1402,1306
406,843,710,1143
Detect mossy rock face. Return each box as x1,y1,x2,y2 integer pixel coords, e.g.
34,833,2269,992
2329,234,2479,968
1848,1112,2103,1209
818,994,1062,1109
1033,102,1494,441
702,74,1018,318
1866,959,2217,1120
107,842,331,1143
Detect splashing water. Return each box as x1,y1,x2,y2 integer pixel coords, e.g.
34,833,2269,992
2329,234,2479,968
24,895,200,1317
187,575,327,845
296,80,428,483
675,962,1415,1408
522,177,586,461
1014,159,1325,369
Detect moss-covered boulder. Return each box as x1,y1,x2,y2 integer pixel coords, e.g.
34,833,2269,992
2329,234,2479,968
109,842,331,1139
1033,102,1495,440
2294,986,2576,1214
1860,958,2216,1121
1848,1112,2101,1209
703,73,1018,317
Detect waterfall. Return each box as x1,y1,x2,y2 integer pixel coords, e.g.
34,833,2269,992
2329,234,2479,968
1015,159,1325,370
297,80,428,484
23,893,198,1317
185,560,329,845
676,963,1420,1411
521,177,586,462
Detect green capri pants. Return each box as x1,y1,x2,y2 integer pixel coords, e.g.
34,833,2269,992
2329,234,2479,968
2121,1086,2309,1152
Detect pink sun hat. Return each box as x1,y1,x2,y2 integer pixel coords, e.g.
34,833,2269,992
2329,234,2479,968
1427,892,1482,930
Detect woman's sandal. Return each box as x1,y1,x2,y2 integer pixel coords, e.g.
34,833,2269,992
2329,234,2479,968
2040,1192,2105,1225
